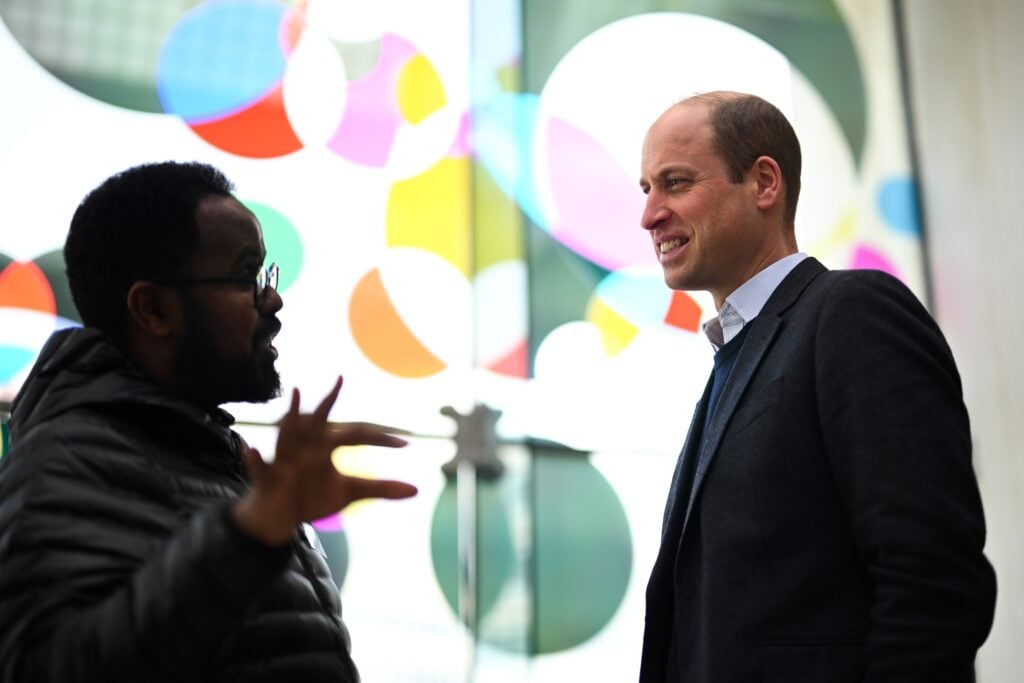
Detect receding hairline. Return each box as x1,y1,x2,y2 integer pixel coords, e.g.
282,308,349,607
674,90,759,112
659,90,802,225
648,91,757,139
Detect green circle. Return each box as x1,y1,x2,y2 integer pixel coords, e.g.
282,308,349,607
430,480,516,623
317,529,350,590
429,453,632,654
532,453,632,653
0,1,199,112
0,422,9,461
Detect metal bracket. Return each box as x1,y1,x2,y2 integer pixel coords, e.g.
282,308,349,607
440,403,504,480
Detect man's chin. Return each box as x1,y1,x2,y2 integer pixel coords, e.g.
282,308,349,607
217,361,281,405
242,366,282,403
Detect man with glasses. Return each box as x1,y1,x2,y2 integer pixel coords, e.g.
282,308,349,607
0,161,415,682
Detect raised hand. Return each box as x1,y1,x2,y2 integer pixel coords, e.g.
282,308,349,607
234,376,417,546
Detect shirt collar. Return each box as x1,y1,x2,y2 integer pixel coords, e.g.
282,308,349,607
703,252,808,350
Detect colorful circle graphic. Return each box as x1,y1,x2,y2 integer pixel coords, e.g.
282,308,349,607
377,133,528,377
878,176,921,237
243,200,304,292
317,528,349,590
349,249,472,379
430,450,632,654
0,251,80,391
157,0,304,158
586,269,703,357
152,1,455,166
0,421,9,461
328,32,447,168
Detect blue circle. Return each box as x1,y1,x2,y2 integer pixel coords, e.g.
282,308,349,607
878,177,921,237
157,0,289,122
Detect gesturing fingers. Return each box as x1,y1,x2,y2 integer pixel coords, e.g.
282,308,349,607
342,474,418,504
275,381,409,467
326,422,409,450
313,376,344,423
280,377,342,427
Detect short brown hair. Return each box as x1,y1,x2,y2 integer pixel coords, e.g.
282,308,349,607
687,92,802,222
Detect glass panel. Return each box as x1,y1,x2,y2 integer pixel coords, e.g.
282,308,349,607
0,1,923,680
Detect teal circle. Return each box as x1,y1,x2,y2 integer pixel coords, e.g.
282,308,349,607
243,201,304,292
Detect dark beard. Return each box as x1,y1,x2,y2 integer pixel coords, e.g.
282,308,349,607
174,294,282,406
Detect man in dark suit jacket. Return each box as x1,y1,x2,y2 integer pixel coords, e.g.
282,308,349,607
636,92,996,682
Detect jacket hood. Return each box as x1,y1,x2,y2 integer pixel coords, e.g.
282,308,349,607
9,327,235,444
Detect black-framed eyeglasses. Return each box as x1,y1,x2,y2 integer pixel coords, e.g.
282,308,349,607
157,263,279,308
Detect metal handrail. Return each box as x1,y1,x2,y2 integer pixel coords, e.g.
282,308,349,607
0,399,674,457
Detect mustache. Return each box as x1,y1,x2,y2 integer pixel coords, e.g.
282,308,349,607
254,317,282,343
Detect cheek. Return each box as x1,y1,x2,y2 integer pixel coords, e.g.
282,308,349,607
218,308,259,349
704,201,744,241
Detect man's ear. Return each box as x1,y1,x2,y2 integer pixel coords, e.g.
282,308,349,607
750,155,784,212
125,281,180,338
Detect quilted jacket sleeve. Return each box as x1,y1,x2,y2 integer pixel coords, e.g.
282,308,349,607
0,426,292,683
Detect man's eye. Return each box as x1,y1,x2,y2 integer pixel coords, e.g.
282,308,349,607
666,178,687,188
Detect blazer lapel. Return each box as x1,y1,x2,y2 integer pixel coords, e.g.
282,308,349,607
679,317,780,530
679,257,827,534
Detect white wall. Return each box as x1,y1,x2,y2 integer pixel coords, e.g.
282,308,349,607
900,1,1024,679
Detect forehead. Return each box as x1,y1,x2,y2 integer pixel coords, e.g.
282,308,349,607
192,195,264,269
641,102,718,170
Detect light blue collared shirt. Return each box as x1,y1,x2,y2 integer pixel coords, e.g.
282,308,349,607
703,252,808,350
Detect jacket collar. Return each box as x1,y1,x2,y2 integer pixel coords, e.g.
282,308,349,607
10,327,238,455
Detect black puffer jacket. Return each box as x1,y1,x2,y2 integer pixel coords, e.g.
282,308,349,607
0,327,359,682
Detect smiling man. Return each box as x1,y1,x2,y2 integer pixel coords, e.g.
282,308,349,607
637,92,996,682
0,162,416,682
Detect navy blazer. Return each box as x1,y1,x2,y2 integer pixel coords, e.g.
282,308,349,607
640,258,996,683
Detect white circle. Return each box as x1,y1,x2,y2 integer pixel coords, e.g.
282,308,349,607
535,11,856,253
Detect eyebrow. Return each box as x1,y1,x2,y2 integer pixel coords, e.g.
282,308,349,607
230,246,266,271
640,164,694,188
653,164,694,178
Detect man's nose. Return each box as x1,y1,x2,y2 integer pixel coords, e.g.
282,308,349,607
641,194,668,231
261,285,283,314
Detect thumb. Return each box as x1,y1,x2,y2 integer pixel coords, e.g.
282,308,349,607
242,446,267,482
